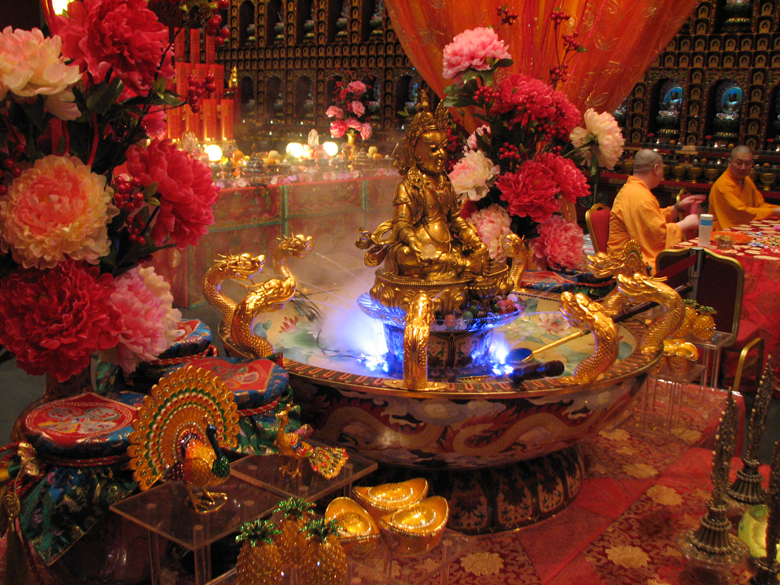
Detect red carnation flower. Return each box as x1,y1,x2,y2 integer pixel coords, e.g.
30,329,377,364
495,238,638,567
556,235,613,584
496,162,561,223
125,139,219,249
55,0,174,95
530,215,584,270
0,260,122,382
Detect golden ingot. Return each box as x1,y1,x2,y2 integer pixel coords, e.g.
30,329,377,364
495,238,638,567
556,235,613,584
324,497,380,560
353,477,428,520
377,496,449,557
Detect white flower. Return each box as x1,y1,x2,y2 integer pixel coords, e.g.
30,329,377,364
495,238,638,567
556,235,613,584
45,89,81,120
570,109,625,170
448,150,500,202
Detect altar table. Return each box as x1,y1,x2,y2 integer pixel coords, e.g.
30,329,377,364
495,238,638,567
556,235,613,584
676,217,780,379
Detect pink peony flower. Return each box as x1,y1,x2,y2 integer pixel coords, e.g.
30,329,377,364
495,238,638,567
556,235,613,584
55,0,174,95
537,152,590,203
125,139,218,249
101,265,182,373
570,109,625,170
496,162,561,223
530,215,584,270
346,117,363,130
345,80,367,96
442,27,511,79
349,100,366,117
326,105,344,119
360,122,373,140
0,27,82,100
0,259,122,382
448,150,500,202
466,204,513,261
0,155,118,269
330,119,347,138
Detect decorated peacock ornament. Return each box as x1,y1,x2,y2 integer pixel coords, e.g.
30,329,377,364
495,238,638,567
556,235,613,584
128,365,240,512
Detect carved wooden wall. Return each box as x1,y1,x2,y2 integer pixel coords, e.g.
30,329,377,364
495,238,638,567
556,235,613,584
619,0,780,151
214,0,428,137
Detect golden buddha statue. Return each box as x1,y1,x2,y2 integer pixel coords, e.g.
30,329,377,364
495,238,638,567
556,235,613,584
359,90,488,281
357,90,504,313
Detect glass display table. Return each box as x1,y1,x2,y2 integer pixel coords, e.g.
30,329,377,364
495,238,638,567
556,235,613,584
110,448,378,585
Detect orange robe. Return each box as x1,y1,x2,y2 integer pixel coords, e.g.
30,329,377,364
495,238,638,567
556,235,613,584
607,175,682,273
709,167,776,229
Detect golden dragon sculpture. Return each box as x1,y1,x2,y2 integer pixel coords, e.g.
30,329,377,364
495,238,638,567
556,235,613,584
616,272,684,355
585,239,644,315
230,234,314,358
202,252,266,345
556,291,619,385
501,233,527,291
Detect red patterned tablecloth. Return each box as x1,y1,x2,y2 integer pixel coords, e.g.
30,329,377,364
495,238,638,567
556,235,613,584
0,386,755,585
677,218,780,379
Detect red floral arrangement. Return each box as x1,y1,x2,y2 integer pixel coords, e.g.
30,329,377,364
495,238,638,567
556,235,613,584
0,0,224,382
442,10,624,270
326,74,373,140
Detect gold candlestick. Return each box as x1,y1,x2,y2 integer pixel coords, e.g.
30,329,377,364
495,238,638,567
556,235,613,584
729,358,775,505
678,391,749,563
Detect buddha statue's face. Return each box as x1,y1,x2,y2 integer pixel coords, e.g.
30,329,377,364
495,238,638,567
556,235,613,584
413,131,447,175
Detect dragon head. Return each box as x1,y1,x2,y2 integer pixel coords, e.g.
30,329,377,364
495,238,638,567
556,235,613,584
559,291,596,327
278,234,314,259
616,273,667,302
216,253,266,276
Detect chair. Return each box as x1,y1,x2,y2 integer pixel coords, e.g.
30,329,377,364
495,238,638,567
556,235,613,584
655,246,763,393
585,203,611,254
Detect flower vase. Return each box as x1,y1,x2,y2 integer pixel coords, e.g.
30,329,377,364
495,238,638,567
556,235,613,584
345,130,358,160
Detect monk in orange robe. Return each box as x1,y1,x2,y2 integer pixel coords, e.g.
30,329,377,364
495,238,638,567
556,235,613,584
709,146,780,229
608,149,704,273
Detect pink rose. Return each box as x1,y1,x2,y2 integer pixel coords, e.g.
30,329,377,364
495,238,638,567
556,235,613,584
349,100,365,117
326,105,344,119
346,117,362,130
330,119,347,138
345,80,367,96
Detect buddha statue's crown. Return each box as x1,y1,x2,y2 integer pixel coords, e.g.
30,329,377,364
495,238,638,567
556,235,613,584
396,89,450,174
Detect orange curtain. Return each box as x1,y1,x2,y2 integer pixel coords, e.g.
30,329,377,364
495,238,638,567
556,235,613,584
385,0,699,114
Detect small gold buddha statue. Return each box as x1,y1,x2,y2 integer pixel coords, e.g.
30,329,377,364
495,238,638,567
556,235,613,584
359,90,488,281
357,91,501,313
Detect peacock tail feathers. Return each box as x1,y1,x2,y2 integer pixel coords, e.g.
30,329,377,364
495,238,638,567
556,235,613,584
128,366,240,490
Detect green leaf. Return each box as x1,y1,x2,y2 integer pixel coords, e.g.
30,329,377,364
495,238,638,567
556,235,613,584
86,79,125,116
461,69,480,84
143,182,159,197
493,58,514,68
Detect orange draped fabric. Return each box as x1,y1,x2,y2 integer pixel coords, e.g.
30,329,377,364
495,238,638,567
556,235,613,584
385,0,699,114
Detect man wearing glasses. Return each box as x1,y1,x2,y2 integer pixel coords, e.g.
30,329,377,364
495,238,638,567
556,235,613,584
709,145,780,229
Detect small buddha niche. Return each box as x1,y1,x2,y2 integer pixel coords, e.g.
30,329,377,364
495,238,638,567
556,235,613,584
721,0,753,30
710,80,743,142
266,76,283,123
654,79,684,141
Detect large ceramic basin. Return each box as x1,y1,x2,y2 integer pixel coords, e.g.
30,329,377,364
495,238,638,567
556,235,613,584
260,289,660,470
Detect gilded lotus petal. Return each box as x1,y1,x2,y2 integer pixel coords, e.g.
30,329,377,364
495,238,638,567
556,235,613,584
353,477,428,519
